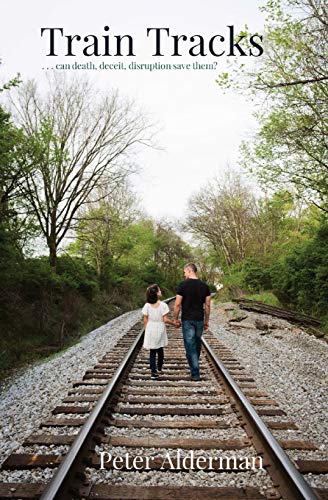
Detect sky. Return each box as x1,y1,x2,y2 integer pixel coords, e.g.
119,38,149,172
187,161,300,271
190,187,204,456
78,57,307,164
0,0,266,220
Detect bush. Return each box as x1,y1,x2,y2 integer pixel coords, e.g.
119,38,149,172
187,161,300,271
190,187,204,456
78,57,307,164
242,258,272,292
0,256,109,378
270,223,328,317
221,264,247,299
220,259,273,300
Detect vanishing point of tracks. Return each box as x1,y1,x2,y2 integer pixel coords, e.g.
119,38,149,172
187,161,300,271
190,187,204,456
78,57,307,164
0,298,327,499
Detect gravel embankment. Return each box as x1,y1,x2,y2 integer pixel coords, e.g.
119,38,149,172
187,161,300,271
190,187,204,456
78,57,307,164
210,303,328,489
0,302,327,491
0,309,141,465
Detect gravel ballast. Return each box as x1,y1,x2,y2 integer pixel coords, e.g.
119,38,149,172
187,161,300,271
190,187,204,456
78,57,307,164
0,302,327,492
0,309,141,465
210,304,328,463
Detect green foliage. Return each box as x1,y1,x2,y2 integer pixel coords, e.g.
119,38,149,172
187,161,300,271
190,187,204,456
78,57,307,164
221,263,247,298
0,107,24,215
0,223,23,280
0,137,192,380
71,192,192,306
270,222,328,316
224,219,328,320
244,291,282,307
0,60,21,93
242,258,272,291
213,1,327,321
221,259,274,300
197,176,326,323
54,257,99,298
0,255,108,378
217,0,328,211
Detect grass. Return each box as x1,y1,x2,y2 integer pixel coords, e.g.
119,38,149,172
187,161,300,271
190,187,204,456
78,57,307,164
243,291,282,307
319,317,328,335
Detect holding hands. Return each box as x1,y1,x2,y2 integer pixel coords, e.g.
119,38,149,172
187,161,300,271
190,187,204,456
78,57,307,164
164,315,181,329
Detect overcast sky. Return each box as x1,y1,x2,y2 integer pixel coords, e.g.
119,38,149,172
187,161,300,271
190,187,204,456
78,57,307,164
0,0,265,220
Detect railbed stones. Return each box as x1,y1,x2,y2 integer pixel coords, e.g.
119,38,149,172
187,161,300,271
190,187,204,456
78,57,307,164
0,309,141,465
211,303,328,489
217,301,315,338
1,302,327,495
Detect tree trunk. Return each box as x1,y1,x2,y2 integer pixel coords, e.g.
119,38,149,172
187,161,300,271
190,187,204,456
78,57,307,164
49,240,57,270
49,211,57,270
0,191,9,222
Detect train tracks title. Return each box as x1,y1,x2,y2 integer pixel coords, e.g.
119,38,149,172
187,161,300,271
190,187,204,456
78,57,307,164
40,26,264,58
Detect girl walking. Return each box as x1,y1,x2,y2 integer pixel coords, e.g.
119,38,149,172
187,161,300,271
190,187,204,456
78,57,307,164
142,284,176,379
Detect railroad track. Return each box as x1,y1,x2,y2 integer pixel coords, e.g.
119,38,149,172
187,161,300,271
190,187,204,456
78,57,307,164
234,299,321,329
0,298,327,499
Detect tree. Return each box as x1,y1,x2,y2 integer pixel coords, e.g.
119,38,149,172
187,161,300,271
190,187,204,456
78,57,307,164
0,105,40,262
251,190,306,258
0,62,38,257
9,75,153,269
0,107,25,221
153,221,191,290
185,172,257,267
217,0,328,211
188,245,223,287
184,169,312,272
70,181,141,284
270,220,328,317
0,58,21,94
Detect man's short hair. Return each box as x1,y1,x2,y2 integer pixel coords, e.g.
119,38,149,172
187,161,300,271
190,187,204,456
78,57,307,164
184,262,197,273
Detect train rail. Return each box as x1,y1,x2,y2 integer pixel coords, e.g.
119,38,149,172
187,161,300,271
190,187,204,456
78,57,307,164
234,299,321,329
0,298,327,499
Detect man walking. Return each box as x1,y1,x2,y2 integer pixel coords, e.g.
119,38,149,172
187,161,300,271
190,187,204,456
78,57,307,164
174,263,211,381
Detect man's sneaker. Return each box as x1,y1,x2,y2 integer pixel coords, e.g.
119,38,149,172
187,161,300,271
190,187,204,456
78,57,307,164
191,375,201,381
151,372,159,379
157,368,163,374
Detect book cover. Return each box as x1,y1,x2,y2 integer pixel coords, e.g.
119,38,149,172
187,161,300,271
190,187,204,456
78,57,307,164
0,0,327,498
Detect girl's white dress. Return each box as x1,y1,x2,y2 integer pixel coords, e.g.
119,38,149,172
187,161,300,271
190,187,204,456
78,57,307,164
142,301,169,349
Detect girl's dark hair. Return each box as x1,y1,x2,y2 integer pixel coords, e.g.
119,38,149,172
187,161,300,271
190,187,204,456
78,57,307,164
146,284,159,304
